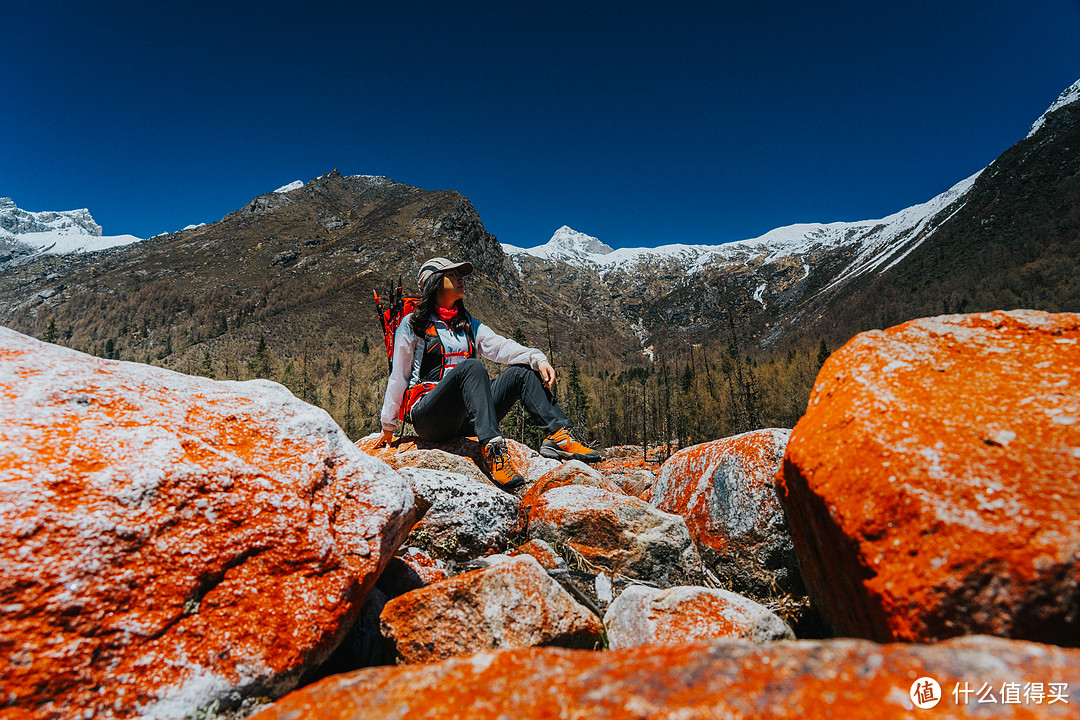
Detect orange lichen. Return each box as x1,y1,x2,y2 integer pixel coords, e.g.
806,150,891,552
0,330,413,719
780,311,1080,644
251,635,1080,720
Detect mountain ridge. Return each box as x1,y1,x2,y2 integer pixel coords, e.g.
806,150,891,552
0,197,142,259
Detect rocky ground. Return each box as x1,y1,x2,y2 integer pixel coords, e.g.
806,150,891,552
2,309,1079,719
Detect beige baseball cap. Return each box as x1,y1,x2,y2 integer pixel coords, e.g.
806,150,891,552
417,257,474,289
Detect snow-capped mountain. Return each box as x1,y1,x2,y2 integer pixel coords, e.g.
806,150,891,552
504,78,1080,298
504,76,1079,348
504,169,980,301
0,198,142,258
502,170,977,337
503,226,615,263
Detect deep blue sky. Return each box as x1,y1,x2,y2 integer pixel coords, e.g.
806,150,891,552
6,1,1079,248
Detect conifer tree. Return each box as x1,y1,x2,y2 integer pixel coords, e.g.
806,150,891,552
344,356,357,438
200,350,214,378
248,337,271,378
817,338,831,368
565,359,590,427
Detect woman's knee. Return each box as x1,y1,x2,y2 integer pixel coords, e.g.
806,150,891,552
503,363,534,384
456,358,488,377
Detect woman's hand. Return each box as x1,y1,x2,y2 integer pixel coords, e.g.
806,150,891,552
376,429,395,447
538,360,556,388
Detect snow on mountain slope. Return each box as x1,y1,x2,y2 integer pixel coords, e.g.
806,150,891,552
6,229,144,255
1027,78,1080,138
504,169,980,285
503,227,717,271
273,180,305,193
0,198,142,255
503,226,615,262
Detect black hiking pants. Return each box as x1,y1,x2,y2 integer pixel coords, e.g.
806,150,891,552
408,359,569,446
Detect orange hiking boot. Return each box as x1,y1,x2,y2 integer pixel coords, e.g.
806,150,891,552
481,438,526,491
540,427,601,463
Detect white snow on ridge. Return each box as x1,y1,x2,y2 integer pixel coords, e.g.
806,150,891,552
273,180,305,194
504,168,981,282
272,174,391,195
7,229,144,255
503,226,717,270
1027,77,1080,138
1,198,143,255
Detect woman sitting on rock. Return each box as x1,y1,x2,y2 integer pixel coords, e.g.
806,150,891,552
376,256,599,490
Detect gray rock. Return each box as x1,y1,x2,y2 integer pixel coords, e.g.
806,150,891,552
398,467,519,561
271,249,299,266
528,484,704,588
604,585,794,649
651,429,801,598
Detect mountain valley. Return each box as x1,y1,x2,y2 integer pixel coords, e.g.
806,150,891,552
2,80,1078,446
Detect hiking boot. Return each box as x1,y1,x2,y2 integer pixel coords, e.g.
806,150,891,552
540,427,601,463
481,439,527,491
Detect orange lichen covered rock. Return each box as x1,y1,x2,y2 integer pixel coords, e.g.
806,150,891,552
252,635,1080,719
510,539,568,571
652,430,798,595
379,555,602,664
516,459,624,532
528,485,704,586
596,446,667,497
398,547,448,585
780,310,1080,644
604,585,794,649
359,434,556,487
0,329,415,720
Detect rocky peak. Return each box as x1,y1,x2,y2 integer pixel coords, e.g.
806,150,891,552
507,226,615,265
549,226,614,256
0,197,102,237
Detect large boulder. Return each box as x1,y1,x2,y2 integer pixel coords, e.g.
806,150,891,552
397,467,519,561
379,555,603,664
604,585,794,649
516,459,624,532
780,310,1080,644
651,429,798,597
251,635,1080,719
528,485,704,587
0,329,415,720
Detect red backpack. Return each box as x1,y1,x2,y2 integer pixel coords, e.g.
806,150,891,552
374,286,434,420
373,286,419,371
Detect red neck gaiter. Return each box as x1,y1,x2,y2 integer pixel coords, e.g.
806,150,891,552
434,305,458,323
